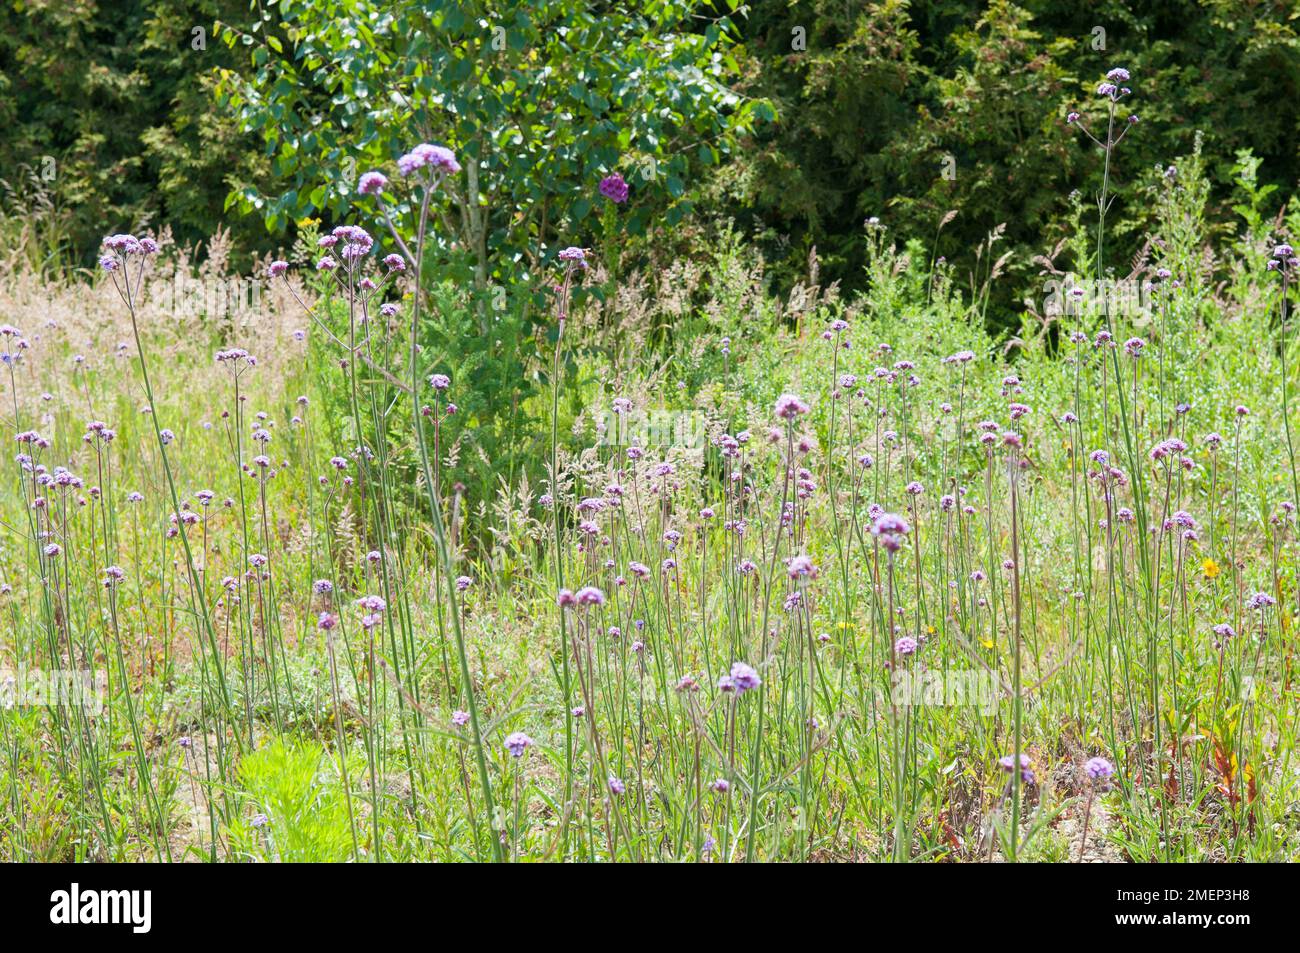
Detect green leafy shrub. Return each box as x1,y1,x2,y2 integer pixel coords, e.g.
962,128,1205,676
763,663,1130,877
227,737,355,862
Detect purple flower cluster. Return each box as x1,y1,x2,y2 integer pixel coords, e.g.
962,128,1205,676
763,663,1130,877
398,143,460,177
599,172,629,203
505,731,533,758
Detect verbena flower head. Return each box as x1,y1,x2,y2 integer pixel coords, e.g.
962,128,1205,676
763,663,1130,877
870,512,911,552
558,246,587,268
774,393,810,420
358,171,388,195
729,661,761,694
1246,592,1276,611
787,554,818,580
102,233,143,255
398,143,460,176
999,753,1035,784
575,585,606,607
1084,756,1114,781
599,172,629,203
504,731,533,758
355,594,386,614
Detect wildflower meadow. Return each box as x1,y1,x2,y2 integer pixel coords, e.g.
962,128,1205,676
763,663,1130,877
0,5,1298,898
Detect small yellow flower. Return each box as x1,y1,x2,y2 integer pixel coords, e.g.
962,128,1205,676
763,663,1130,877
980,638,995,650
1201,558,1220,580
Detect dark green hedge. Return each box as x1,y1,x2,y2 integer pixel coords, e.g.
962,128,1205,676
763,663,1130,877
2,0,1296,329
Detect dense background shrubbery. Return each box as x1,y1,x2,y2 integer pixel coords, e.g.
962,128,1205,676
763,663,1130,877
3,0,1296,318
2,0,1297,537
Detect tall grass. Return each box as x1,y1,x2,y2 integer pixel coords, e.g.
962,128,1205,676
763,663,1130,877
1,70,1299,862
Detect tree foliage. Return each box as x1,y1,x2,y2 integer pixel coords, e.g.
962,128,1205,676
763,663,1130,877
215,0,771,291
0,0,278,268
725,0,1300,318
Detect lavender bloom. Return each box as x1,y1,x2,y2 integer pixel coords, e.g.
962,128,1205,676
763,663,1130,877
1084,757,1114,781
999,753,1035,785
787,554,818,580
575,585,606,607
999,753,1030,772
599,172,629,203
355,594,386,614
774,393,810,420
102,233,142,255
505,732,534,758
558,246,587,267
871,512,910,553
729,662,761,694
358,171,388,195
397,143,460,176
